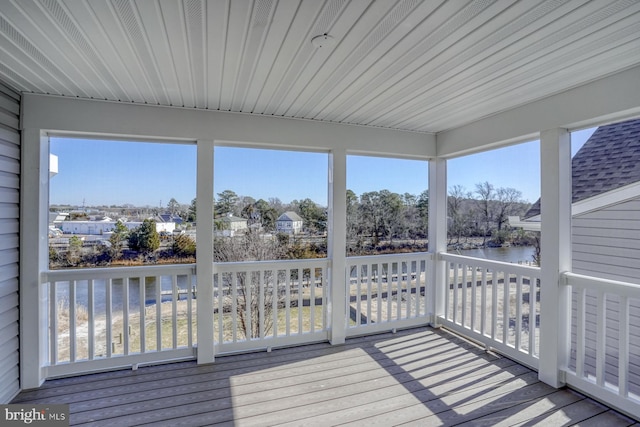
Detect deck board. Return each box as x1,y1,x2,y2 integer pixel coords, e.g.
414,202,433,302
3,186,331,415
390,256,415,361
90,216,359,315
12,327,637,426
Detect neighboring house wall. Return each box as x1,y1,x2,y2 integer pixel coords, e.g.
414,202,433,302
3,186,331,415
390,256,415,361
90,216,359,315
572,196,640,283
61,221,175,235
0,82,20,403
570,197,640,399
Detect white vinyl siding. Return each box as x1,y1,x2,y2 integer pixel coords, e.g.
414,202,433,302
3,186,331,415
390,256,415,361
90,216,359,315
570,197,640,398
0,82,20,403
572,198,640,283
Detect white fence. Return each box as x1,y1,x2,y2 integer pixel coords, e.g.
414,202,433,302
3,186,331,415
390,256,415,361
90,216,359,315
43,264,197,378
213,258,330,354
563,271,640,418
346,253,430,336
438,252,541,370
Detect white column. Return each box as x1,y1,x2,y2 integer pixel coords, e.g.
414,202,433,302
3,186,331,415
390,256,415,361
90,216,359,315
20,129,49,388
196,140,215,363
328,148,347,344
428,158,447,326
538,128,572,387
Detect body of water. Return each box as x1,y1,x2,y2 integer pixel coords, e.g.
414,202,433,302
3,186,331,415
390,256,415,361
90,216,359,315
456,246,536,265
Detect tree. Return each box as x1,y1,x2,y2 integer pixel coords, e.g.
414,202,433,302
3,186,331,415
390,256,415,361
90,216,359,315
172,234,196,257
214,230,285,338
167,198,180,216
128,219,160,254
494,187,524,232
215,190,239,217
448,185,470,244
109,220,129,259
416,190,429,239
475,181,495,246
296,198,326,234
66,235,83,265
187,198,197,222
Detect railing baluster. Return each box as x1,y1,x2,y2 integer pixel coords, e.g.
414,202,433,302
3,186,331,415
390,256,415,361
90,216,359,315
297,268,303,334
187,273,193,348
88,279,94,360
356,263,362,325
619,295,629,397
285,268,291,335
366,263,372,325
386,263,392,322
596,290,606,387
491,269,497,341
273,270,279,337
123,278,129,355
481,268,487,336
471,266,477,332
452,263,459,324
231,273,238,343
218,273,224,343
515,274,523,351
50,281,57,365
245,272,251,340
259,270,265,339
139,276,145,353
461,263,467,328
310,268,316,333
445,262,451,322
69,280,76,363
106,279,112,358
502,270,509,345
172,275,178,349
575,286,586,378
528,277,536,357
154,276,161,350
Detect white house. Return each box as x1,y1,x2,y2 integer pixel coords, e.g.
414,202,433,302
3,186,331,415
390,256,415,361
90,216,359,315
216,213,248,237
60,219,175,235
276,212,304,235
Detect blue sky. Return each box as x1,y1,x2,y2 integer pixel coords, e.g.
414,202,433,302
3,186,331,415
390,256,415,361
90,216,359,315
50,128,596,207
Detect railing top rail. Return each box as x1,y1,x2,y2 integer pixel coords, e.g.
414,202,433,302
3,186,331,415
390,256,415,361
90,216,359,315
214,257,331,273
43,263,196,282
563,271,640,298
346,252,432,264
439,251,540,275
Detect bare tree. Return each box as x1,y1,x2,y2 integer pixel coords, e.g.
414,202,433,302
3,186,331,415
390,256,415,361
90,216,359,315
215,230,285,338
475,181,494,247
448,185,471,244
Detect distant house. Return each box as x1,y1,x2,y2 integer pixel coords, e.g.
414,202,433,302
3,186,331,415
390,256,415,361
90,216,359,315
60,218,176,235
511,117,640,283
216,213,248,237
276,211,303,235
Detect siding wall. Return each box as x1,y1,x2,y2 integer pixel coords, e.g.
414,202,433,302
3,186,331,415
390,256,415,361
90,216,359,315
571,198,640,396
0,82,20,403
572,197,640,283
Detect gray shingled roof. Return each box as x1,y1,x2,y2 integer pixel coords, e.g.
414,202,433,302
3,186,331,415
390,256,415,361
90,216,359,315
525,117,640,218
277,211,303,222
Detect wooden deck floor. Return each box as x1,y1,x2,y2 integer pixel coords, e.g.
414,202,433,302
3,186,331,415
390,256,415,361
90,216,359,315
13,327,638,426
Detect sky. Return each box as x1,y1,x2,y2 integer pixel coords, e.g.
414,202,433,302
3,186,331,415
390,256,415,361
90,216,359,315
50,127,596,207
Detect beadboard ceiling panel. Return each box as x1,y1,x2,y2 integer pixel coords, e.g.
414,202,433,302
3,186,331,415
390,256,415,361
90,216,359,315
1,0,639,133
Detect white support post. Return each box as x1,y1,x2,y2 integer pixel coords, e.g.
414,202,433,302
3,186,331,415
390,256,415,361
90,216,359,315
539,128,572,387
328,148,347,345
20,129,49,389
428,158,447,326
196,140,215,363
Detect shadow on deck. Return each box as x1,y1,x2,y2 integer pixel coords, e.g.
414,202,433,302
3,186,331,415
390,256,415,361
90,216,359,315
13,327,636,426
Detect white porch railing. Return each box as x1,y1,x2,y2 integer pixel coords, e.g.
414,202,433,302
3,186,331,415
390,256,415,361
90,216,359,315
346,253,430,336
438,252,541,370
563,271,640,418
43,264,197,378
213,258,330,354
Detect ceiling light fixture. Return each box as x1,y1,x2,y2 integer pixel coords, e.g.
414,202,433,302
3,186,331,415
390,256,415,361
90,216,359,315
311,33,335,49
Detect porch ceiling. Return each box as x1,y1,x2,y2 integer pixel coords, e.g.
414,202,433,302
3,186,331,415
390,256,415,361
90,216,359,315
1,0,639,134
